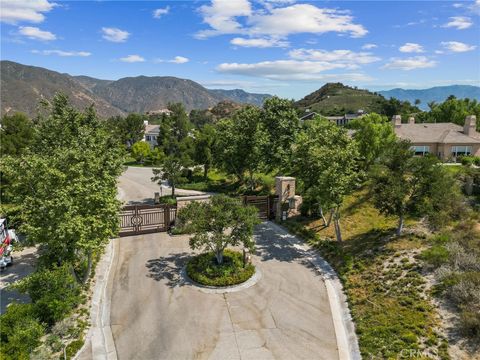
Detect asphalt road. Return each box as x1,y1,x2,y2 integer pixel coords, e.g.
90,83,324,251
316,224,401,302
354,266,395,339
118,166,206,204
110,226,339,360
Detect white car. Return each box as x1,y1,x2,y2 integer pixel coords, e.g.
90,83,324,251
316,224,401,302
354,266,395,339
0,218,18,269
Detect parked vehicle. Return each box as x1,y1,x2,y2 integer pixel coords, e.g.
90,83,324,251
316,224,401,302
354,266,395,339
0,218,18,269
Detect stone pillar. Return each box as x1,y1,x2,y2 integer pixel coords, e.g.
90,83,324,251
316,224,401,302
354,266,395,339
464,115,477,137
275,176,296,221
408,116,415,124
392,115,402,127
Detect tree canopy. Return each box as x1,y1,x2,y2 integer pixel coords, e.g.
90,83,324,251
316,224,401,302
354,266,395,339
0,113,35,157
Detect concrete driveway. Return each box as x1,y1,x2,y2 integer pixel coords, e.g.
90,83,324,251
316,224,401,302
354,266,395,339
118,166,206,204
109,222,339,360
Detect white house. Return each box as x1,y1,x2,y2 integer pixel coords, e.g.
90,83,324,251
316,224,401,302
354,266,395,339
143,120,160,149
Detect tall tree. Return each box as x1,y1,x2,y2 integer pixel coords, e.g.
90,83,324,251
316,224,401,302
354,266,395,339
177,195,259,264
214,106,266,188
151,156,185,197
193,124,216,179
131,141,151,163
1,94,124,283
260,97,300,172
349,113,396,171
290,117,359,242
107,113,146,147
0,113,35,157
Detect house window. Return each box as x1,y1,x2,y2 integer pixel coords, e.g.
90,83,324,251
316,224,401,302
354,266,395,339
411,145,430,156
146,135,151,141
451,146,472,157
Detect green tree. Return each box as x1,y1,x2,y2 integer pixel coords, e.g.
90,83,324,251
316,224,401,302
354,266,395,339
1,94,124,283
260,97,299,172
349,113,396,170
290,117,359,242
131,141,151,163
193,124,216,179
177,195,259,264
0,113,35,157
215,106,266,188
420,97,480,131
107,113,146,147
151,156,185,197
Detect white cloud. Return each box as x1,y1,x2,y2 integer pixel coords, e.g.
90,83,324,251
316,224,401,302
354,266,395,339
18,26,56,41
101,27,130,42
249,4,367,38
0,0,56,24
231,37,288,47
196,1,367,42
153,6,170,18
31,49,91,56
288,48,380,64
441,41,477,52
216,60,374,82
382,56,436,71
399,42,424,53
442,16,473,30
362,43,377,50
119,54,145,63
155,56,190,64
196,0,252,39
170,56,189,63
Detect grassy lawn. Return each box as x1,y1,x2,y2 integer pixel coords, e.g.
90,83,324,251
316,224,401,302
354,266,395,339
180,169,275,195
283,187,449,359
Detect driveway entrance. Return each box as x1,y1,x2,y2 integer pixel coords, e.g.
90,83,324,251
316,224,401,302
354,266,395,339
109,222,339,360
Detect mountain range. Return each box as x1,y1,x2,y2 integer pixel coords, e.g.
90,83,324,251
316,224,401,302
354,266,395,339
1,60,479,118
0,61,270,118
378,85,480,110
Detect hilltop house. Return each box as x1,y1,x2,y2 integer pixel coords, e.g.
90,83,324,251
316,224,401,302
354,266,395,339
143,120,160,149
300,110,365,126
392,115,480,162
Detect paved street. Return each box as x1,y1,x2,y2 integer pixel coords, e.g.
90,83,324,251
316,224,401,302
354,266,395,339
110,223,339,360
118,166,206,204
0,246,38,314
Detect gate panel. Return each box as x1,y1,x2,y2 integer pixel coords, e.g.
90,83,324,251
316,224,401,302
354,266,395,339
119,204,176,237
243,195,270,220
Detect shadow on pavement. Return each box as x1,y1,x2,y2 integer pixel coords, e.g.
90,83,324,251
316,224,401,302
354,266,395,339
145,252,190,287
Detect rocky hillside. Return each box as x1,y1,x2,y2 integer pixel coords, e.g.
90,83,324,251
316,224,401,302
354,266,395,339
295,82,387,115
0,61,271,118
0,61,124,118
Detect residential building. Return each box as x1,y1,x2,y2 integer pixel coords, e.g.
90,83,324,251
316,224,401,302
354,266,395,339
145,108,172,117
392,115,480,162
143,120,160,149
300,110,365,126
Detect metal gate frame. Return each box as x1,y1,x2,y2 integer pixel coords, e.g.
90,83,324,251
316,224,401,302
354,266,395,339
242,195,277,220
119,204,176,237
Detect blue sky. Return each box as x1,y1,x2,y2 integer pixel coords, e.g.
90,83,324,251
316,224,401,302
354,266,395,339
1,0,479,99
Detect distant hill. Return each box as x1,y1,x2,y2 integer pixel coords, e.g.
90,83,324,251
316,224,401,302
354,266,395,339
379,85,480,110
209,89,271,107
0,61,124,118
0,60,272,118
295,83,386,115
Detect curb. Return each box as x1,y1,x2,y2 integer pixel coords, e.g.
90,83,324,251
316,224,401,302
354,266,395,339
74,239,118,360
267,221,361,360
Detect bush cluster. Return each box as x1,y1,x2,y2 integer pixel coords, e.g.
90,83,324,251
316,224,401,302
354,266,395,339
0,265,82,359
186,250,255,287
422,222,480,340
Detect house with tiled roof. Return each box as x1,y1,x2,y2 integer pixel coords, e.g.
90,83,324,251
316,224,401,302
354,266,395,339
392,115,480,162
143,121,160,149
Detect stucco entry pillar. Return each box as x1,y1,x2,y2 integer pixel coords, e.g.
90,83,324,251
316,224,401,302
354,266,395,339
275,176,302,221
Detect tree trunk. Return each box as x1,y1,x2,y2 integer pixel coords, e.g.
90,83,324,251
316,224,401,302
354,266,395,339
171,181,175,197
81,250,93,284
203,164,209,180
397,215,404,236
333,209,343,243
215,249,224,265
319,207,327,226
325,208,334,227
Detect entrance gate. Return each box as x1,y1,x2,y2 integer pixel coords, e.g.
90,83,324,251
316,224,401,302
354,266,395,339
119,204,176,237
242,195,277,220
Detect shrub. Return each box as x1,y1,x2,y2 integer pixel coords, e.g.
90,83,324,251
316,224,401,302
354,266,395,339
420,246,449,267
187,250,255,287
0,303,45,360
460,156,476,166
11,265,81,326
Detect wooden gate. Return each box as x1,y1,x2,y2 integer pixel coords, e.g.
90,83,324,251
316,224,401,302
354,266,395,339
119,204,176,237
242,195,277,220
